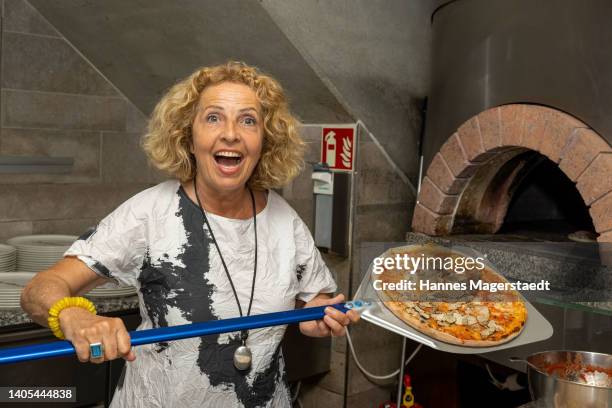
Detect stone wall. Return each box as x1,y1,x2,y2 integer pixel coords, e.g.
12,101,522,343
261,0,433,181
345,123,414,406
0,0,161,242
287,123,415,407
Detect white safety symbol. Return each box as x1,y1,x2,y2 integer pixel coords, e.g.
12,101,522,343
341,137,352,168
325,130,336,167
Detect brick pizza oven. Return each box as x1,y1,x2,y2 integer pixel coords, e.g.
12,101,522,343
414,0,612,249
412,104,612,244
404,0,612,396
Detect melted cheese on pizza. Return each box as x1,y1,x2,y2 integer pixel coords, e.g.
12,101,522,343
395,300,526,342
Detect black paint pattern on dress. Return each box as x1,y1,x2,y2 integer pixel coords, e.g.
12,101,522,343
154,342,169,353
137,189,285,407
77,226,97,241
296,264,306,282
76,226,110,278
92,261,111,278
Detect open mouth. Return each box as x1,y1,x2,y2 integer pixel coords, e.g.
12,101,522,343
214,151,243,167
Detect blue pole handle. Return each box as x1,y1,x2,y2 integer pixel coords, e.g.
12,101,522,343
0,303,349,365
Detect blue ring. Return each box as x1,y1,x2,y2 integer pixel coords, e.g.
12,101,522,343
89,343,104,359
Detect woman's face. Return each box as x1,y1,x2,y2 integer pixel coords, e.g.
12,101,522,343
191,81,264,194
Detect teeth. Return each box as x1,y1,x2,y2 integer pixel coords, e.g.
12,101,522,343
215,151,242,158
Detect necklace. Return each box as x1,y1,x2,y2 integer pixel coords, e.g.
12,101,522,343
193,176,257,371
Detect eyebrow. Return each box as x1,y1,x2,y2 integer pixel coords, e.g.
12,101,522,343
202,105,259,114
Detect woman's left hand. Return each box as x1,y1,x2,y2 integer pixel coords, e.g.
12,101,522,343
299,293,360,337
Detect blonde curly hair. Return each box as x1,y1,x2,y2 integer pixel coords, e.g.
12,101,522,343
143,61,305,190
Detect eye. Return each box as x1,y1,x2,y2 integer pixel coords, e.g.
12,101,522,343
241,116,257,126
206,113,220,123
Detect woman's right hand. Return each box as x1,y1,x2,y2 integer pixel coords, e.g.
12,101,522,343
59,307,136,364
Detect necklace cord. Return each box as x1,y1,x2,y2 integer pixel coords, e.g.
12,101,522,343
193,176,258,340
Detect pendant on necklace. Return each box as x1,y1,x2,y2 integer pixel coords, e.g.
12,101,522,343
233,339,252,371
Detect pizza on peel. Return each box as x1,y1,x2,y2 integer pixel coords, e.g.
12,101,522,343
374,246,527,347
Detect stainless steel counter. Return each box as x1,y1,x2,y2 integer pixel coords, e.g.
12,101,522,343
0,296,140,329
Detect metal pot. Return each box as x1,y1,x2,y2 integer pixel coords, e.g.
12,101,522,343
510,351,612,408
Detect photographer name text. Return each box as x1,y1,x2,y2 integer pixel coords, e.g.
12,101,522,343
372,279,551,292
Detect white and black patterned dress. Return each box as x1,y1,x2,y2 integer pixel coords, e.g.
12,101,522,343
65,180,337,408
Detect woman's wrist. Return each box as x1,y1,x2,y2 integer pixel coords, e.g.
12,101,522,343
55,307,97,341
58,306,94,322
48,297,97,339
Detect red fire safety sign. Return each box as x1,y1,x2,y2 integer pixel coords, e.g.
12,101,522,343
321,126,356,171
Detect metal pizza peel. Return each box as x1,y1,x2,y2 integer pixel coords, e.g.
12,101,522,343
0,304,350,365
351,245,554,354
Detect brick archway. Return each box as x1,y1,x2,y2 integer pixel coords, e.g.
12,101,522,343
412,104,612,243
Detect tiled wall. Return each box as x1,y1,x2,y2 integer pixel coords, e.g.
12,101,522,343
287,124,417,408
282,124,348,407
0,0,161,242
344,123,415,406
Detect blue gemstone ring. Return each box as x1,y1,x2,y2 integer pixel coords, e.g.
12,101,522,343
89,342,104,359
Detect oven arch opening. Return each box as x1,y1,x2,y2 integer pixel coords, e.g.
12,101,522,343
412,103,611,244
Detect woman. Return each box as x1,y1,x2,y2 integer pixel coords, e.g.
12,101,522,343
21,61,359,407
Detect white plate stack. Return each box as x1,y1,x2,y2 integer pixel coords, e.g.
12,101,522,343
7,235,78,273
0,244,17,273
86,281,137,298
0,272,35,310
